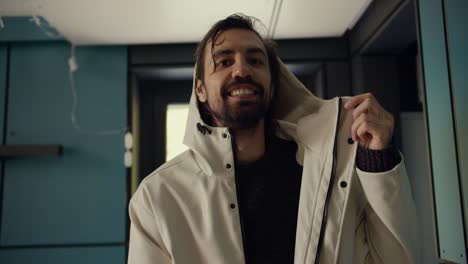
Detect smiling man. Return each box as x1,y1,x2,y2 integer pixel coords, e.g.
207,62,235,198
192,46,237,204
128,14,417,264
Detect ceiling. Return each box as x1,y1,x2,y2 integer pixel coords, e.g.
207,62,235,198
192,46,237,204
0,0,373,45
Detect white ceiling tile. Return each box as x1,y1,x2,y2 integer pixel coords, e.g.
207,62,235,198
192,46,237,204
0,0,372,45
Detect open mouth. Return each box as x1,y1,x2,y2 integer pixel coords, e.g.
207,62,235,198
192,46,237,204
225,83,261,99
229,88,258,97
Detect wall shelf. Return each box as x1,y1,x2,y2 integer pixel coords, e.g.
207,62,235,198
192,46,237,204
0,145,63,158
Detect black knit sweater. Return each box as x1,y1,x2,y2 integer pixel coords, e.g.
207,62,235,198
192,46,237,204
235,135,400,263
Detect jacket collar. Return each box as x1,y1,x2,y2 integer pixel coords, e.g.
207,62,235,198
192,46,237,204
182,59,331,176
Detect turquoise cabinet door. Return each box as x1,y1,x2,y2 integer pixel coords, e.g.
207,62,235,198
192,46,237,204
0,42,127,246
0,246,125,264
418,0,467,262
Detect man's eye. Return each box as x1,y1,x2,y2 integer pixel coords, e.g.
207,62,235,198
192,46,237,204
217,59,233,67
248,58,263,65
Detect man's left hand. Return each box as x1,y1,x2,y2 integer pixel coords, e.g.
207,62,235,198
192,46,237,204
344,93,394,150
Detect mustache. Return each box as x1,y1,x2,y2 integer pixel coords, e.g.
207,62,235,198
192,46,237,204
221,78,265,97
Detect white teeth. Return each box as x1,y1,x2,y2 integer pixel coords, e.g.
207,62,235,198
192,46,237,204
230,89,255,96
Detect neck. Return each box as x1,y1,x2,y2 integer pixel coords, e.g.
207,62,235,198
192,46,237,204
233,119,266,164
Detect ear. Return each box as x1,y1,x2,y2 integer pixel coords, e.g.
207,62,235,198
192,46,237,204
196,79,207,103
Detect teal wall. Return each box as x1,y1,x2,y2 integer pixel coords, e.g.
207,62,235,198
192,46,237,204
0,246,125,264
418,0,467,262
0,44,6,142
0,18,127,264
0,17,63,42
444,1,468,250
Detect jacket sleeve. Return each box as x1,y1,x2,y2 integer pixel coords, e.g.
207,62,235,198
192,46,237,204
127,188,172,264
356,157,418,264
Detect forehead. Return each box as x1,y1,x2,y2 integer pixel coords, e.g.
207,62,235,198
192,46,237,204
204,29,267,59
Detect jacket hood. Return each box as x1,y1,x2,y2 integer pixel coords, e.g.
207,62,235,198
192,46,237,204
183,58,326,175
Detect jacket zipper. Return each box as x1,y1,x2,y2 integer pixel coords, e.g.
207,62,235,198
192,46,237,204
313,98,342,264
229,128,248,264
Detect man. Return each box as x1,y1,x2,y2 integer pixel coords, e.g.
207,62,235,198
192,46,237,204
128,14,417,264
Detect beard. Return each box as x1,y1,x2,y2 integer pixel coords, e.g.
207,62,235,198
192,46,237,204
202,77,269,130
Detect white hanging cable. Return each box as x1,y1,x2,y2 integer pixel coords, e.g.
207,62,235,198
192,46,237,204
267,0,278,38
68,45,127,136
270,0,284,39
0,16,4,29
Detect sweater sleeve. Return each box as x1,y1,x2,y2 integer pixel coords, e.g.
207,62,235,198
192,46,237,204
356,145,401,172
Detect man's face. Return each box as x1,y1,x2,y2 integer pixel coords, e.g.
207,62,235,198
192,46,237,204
196,29,273,129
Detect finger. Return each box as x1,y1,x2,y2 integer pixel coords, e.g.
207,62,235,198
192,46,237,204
351,112,365,142
356,120,380,148
352,97,374,121
351,112,377,142
356,122,371,148
344,92,373,109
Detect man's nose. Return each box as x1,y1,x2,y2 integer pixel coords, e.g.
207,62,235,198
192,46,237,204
231,58,252,79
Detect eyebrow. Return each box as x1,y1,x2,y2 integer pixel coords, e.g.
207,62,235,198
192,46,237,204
213,49,234,59
213,47,267,59
246,47,267,57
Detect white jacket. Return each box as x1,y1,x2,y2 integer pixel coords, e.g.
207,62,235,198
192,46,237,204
128,60,417,264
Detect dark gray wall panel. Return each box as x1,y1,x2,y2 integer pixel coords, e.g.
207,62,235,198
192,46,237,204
324,61,351,98
130,38,348,66
350,0,407,55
